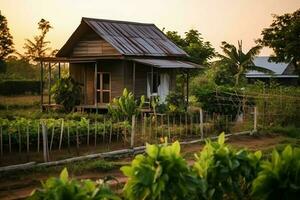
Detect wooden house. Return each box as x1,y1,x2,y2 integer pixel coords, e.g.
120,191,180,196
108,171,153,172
40,18,200,111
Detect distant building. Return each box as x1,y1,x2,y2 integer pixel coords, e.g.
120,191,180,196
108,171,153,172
246,56,299,85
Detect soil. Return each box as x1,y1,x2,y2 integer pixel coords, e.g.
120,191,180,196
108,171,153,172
0,134,285,200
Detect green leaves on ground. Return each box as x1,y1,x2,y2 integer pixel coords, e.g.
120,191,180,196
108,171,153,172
28,168,120,200
252,145,300,200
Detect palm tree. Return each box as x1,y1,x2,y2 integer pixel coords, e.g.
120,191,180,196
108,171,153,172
219,40,272,86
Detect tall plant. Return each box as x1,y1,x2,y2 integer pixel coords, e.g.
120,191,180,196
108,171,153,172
219,41,271,86
108,88,145,120
50,77,81,112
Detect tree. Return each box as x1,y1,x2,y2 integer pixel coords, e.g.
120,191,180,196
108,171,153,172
219,41,271,86
258,9,300,75
0,13,14,73
165,29,216,65
22,19,55,61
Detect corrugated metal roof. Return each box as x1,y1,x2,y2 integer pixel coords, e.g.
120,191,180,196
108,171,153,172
132,58,202,69
246,56,289,75
83,17,188,57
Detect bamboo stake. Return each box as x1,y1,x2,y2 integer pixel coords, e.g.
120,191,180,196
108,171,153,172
0,126,2,157
8,132,11,153
103,118,106,143
185,113,188,136
190,113,193,136
130,115,135,148
116,118,119,142
143,114,146,140
109,122,112,144
41,123,49,162
200,108,204,139
50,126,54,151
26,125,29,153
94,121,97,147
87,120,90,146
59,119,64,150
76,126,79,152
18,127,21,153
67,125,70,152
37,123,40,152
179,114,182,137
149,115,152,141
167,114,170,140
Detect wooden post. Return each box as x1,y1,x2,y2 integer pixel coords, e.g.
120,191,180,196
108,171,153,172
67,125,70,152
59,119,64,150
26,125,29,153
109,122,113,144
200,108,204,139
8,132,11,153
103,117,106,143
133,62,136,95
0,126,2,157
253,107,257,134
185,112,188,136
18,127,21,153
42,123,49,162
186,70,189,110
143,114,146,139
131,115,136,148
179,114,182,136
87,120,90,146
94,121,97,147
94,62,98,114
167,114,170,140
76,126,79,153
151,66,154,94
40,61,44,110
50,126,54,151
37,123,40,152
58,62,61,79
48,62,51,105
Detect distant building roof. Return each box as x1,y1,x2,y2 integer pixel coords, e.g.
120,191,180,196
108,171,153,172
57,17,188,58
246,56,298,78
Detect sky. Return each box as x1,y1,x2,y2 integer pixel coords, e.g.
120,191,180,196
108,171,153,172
1,0,299,56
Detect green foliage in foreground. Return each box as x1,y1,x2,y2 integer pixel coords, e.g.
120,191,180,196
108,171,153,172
252,145,300,200
194,133,262,199
28,168,120,200
27,134,300,200
121,141,200,200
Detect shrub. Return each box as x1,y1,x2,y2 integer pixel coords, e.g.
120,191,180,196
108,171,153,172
191,83,245,116
121,141,201,200
193,133,262,199
252,145,300,200
28,168,120,200
0,80,40,95
108,88,145,120
50,77,81,112
165,91,186,114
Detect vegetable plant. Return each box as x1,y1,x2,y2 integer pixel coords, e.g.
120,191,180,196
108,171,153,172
193,133,262,199
121,140,201,200
28,168,120,200
252,145,300,200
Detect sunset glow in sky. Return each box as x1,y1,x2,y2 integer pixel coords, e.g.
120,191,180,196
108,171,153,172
1,0,299,55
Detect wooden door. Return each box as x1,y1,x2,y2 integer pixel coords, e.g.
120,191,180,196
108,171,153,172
96,72,111,104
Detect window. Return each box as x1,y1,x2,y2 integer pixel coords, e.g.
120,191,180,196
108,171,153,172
147,72,160,94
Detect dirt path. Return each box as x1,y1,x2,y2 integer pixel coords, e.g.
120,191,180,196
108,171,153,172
0,134,285,200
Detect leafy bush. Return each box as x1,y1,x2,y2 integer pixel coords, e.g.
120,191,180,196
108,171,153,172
121,141,201,200
252,145,300,200
193,133,262,199
191,83,246,116
0,80,40,95
28,168,120,200
108,88,145,120
51,77,81,112
165,91,186,114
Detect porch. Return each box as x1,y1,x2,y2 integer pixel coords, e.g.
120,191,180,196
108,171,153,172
39,57,201,112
